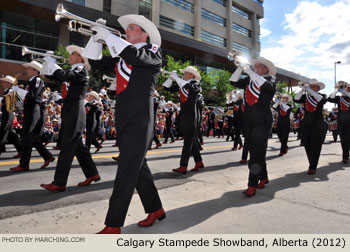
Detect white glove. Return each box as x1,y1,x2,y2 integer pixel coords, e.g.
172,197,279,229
229,67,243,82
232,95,238,102
294,89,304,100
91,26,112,43
329,91,337,99
11,85,19,92
162,78,173,88
41,60,61,76
82,37,103,60
272,101,279,109
305,88,323,102
301,84,310,91
43,56,56,64
341,90,350,98
171,74,188,88
244,67,266,87
281,102,290,111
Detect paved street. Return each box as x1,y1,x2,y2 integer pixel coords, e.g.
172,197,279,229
0,133,349,234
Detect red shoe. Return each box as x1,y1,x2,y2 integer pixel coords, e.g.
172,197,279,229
232,147,237,151
307,169,316,175
342,159,348,164
238,145,243,150
10,166,29,172
191,161,204,172
243,187,256,197
138,208,166,227
40,183,66,192
44,141,49,146
239,160,247,164
95,145,103,153
155,143,162,149
78,174,101,186
96,226,121,234
200,141,204,145
53,146,60,150
41,156,55,169
112,156,119,161
172,166,187,174
278,152,284,157
284,147,288,154
13,152,21,158
112,144,118,147
257,178,269,189
162,141,167,144
170,140,175,143
199,146,203,150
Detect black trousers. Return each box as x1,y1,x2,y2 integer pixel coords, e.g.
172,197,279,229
179,114,202,167
105,113,162,227
206,123,214,137
226,123,234,141
0,130,21,153
20,105,52,168
85,128,100,149
276,120,290,153
163,124,175,143
244,118,272,187
331,129,338,142
301,120,327,170
233,120,242,148
337,122,350,160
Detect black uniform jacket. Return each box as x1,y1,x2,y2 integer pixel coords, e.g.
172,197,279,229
294,93,327,127
51,64,89,136
89,43,162,129
230,74,276,125
328,95,350,125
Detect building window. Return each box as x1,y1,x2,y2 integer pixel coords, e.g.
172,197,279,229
232,22,251,37
0,11,59,62
71,0,85,6
103,0,111,13
212,0,226,7
256,34,260,42
232,5,251,20
160,15,194,36
256,18,260,25
201,9,226,27
139,0,152,20
253,0,263,6
201,30,226,47
161,0,194,13
232,42,251,56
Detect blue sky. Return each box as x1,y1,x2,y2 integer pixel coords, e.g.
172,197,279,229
259,0,350,108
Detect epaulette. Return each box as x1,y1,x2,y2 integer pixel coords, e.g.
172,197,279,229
74,65,84,73
149,44,159,54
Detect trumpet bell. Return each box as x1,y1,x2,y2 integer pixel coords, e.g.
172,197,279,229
55,3,64,22
227,51,236,61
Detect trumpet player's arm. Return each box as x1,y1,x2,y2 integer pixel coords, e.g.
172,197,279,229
163,81,180,92
327,95,339,104
49,67,88,86
88,56,118,74
229,75,250,89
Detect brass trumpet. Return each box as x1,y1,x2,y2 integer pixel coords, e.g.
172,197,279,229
160,69,177,77
22,46,66,64
227,51,250,67
102,74,116,84
298,81,309,89
55,3,125,40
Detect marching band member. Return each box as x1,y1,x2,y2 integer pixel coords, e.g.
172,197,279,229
10,61,55,172
294,79,328,174
0,76,22,158
327,107,338,142
163,66,204,174
328,82,350,163
85,91,103,152
84,14,164,234
149,90,162,149
162,101,176,144
230,56,277,197
225,94,234,142
197,92,205,145
232,92,243,150
293,104,305,146
206,107,215,137
273,94,292,156
40,45,100,191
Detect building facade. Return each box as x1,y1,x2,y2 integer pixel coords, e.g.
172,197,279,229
0,0,308,86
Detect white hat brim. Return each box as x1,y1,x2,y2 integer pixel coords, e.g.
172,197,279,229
66,45,91,71
0,75,16,84
118,14,161,47
309,79,325,90
180,66,201,80
251,57,277,76
23,61,42,73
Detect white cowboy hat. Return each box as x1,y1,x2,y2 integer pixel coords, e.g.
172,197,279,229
23,60,42,73
66,45,91,71
281,94,292,101
166,100,173,105
118,14,161,47
88,91,101,101
250,57,277,76
309,78,325,90
180,66,201,80
0,75,16,84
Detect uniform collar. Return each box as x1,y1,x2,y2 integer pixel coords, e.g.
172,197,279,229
134,42,147,49
29,75,38,81
71,63,85,70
